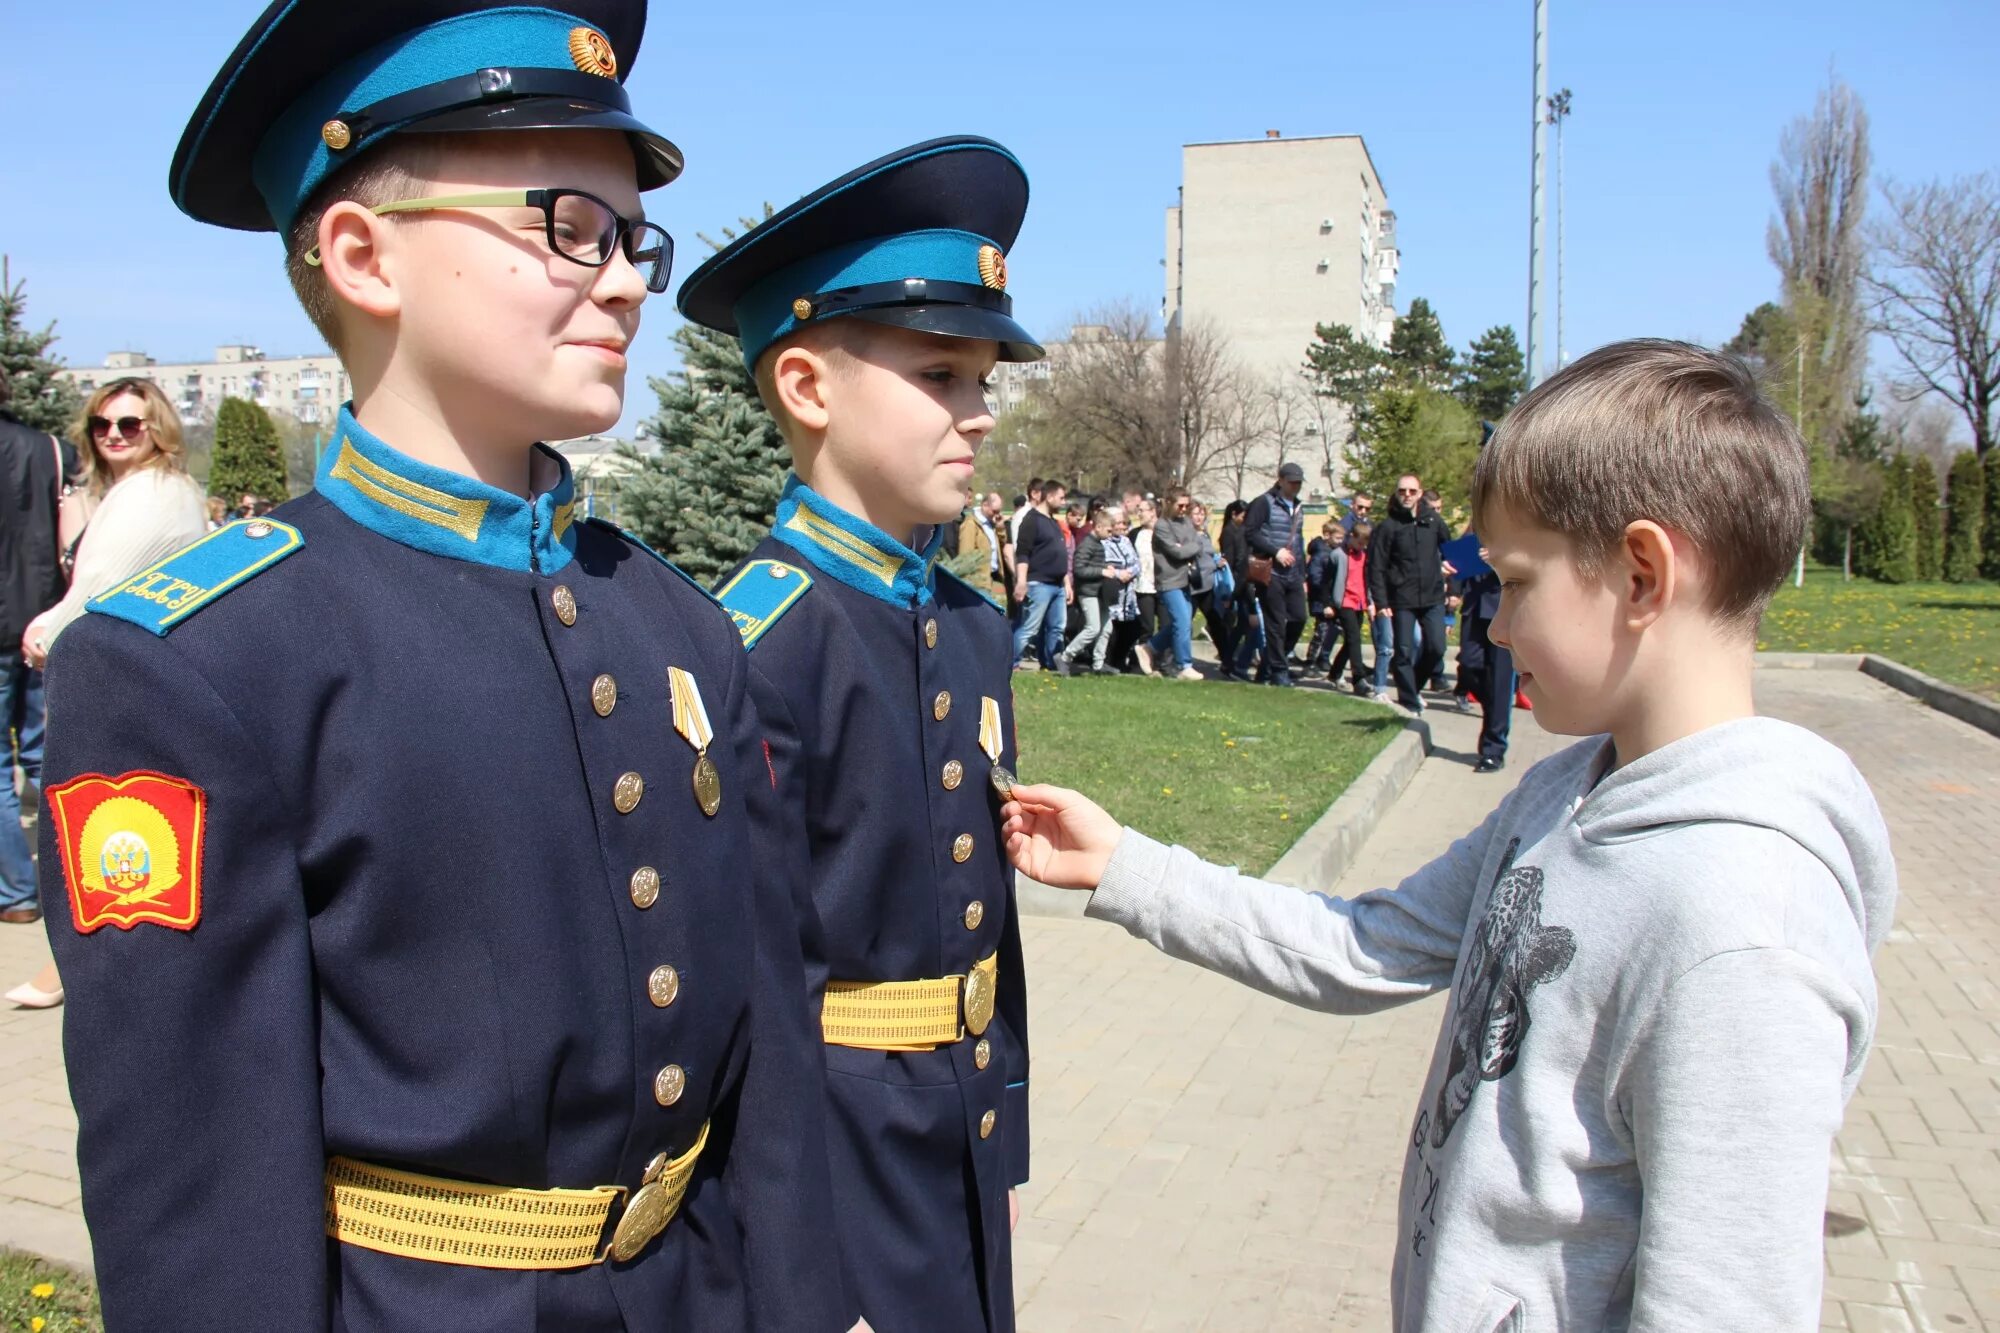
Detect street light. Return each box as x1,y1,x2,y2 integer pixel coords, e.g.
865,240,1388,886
1545,88,1573,369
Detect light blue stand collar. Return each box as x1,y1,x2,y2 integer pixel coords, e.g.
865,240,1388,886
771,474,941,608
315,404,578,574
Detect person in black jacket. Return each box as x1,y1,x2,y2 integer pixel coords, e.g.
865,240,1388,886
1216,500,1257,681
1243,462,1309,687
1365,472,1457,712
1458,564,1513,772
0,368,74,924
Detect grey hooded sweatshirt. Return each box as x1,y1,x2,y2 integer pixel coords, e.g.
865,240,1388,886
1086,717,1896,1331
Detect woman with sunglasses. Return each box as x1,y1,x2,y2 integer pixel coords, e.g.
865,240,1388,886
18,380,208,674
9,379,205,1009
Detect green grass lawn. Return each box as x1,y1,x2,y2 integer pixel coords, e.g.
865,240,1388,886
1014,672,1404,875
0,1251,98,1333
1759,568,2000,698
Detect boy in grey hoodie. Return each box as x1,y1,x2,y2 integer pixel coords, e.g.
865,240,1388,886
999,339,1897,1331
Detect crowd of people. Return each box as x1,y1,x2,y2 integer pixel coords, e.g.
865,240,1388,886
958,464,1528,766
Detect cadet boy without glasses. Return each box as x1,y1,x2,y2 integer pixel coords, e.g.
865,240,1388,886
288,129,649,492
755,319,999,540
1000,339,1896,1327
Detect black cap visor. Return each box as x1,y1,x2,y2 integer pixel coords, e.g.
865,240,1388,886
411,97,684,189
844,305,1044,363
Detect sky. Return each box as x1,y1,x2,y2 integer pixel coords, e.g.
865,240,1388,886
3,0,1994,442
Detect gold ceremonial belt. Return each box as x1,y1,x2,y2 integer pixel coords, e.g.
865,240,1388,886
325,1121,710,1270
822,952,999,1051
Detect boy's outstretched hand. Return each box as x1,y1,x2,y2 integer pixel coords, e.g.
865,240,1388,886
1000,784,1122,891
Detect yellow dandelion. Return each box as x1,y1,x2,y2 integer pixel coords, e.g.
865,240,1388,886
35,1318,49,1332
31,1283,54,1299
1225,740,1237,748
1162,787,1174,795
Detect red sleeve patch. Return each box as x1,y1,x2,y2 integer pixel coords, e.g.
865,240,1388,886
45,771,208,934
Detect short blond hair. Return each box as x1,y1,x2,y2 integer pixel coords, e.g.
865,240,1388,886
284,138,444,354
72,378,189,496
1472,338,1809,631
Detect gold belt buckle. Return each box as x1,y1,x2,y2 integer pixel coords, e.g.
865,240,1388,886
606,1121,710,1263
962,953,998,1036
609,1156,674,1263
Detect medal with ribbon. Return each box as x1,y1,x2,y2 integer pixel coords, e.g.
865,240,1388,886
980,696,1014,796
667,667,722,817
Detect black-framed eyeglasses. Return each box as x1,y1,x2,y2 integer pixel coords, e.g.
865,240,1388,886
89,415,148,439
306,188,674,293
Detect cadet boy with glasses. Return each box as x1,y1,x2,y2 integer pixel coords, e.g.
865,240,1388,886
37,2,852,1328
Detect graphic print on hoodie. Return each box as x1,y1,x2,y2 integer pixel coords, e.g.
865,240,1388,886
1431,838,1576,1149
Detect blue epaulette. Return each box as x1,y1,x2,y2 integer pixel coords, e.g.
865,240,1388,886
88,519,304,636
715,559,814,650
584,517,722,608
935,566,1004,614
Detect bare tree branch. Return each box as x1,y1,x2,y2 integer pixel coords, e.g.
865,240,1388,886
1865,173,2000,455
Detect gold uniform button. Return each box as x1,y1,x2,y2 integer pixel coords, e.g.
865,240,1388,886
924,618,939,649
654,1065,686,1107
952,833,974,864
933,691,952,721
974,1038,992,1070
642,1151,671,1179
613,772,645,814
552,585,578,626
942,760,964,791
648,965,680,1008
591,674,618,717
630,866,660,909
963,900,985,930
979,1109,997,1140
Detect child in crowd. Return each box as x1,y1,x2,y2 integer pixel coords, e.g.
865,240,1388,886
1328,519,1373,694
684,137,1042,1331
1001,339,1897,1329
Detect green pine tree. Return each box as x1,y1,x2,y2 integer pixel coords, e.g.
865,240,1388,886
1942,450,1986,583
619,319,788,583
1302,320,1385,465
1983,449,2000,580
1348,384,1482,518
1908,453,1944,580
208,397,290,504
1456,325,1526,422
0,256,82,434
1857,456,1917,583
1386,298,1454,391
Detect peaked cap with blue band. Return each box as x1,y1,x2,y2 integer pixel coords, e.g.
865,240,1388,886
171,0,682,233
676,136,1044,371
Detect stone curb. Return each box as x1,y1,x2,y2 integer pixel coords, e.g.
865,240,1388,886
1756,651,2000,742
1263,717,1432,891
1016,715,1433,918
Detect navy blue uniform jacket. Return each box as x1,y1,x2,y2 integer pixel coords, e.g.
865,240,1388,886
719,478,1030,1333
39,413,848,1332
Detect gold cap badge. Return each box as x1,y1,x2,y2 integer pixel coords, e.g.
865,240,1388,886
569,27,618,78
792,297,815,322
977,245,1008,291
321,120,353,151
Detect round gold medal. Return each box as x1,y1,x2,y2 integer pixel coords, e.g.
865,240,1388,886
692,754,722,818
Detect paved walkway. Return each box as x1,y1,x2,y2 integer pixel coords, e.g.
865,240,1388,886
2,665,1996,1330
1011,665,2000,1332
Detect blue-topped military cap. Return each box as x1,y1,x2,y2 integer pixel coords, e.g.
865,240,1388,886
677,135,1044,371
171,0,683,233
